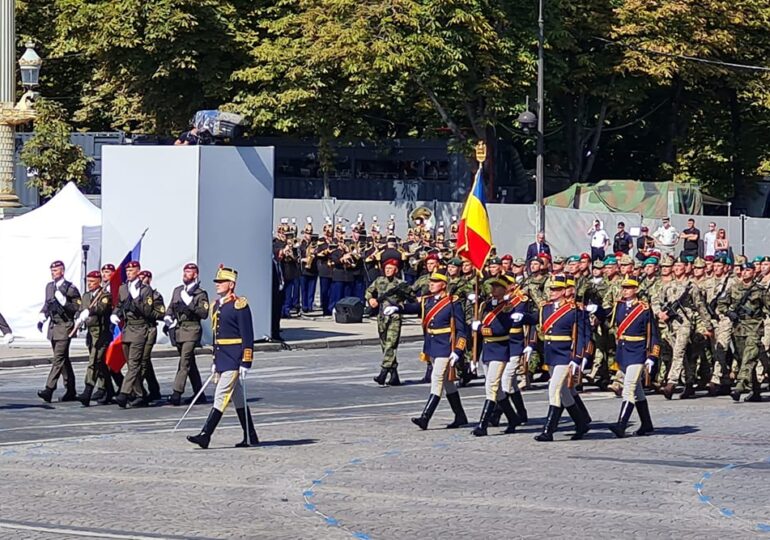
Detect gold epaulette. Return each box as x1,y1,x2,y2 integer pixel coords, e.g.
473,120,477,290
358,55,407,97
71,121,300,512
235,297,248,309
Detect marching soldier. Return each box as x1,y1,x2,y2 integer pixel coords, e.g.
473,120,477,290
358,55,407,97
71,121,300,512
187,265,257,449
705,256,734,395
501,276,529,422
516,275,591,442
91,263,122,403
411,253,441,296
166,263,210,406
37,260,82,403
366,258,413,386
138,270,164,403
605,277,659,437
74,271,113,406
390,270,469,430
469,277,521,436
110,261,155,408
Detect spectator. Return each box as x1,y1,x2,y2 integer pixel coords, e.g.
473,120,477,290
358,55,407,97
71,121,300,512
680,218,700,258
174,126,202,145
703,222,717,257
525,231,551,262
587,219,610,261
652,217,679,257
612,221,633,254
635,226,655,262
714,228,730,258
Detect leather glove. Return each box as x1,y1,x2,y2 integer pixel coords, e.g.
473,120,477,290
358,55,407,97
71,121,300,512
580,357,588,371
383,306,399,316
471,320,481,331
511,312,524,323
110,314,121,326
585,304,598,314
569,361,580,375
54,290,66,306
522,346,533,355
3,333,13,345
645,358,655,372
467,293,476,302
210,363,217,375
76,309,90,325
180,290,192,305
449,352,461,366
239,366,248,380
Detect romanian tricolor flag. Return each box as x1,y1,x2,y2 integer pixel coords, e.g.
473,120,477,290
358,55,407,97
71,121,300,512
456,167,493,271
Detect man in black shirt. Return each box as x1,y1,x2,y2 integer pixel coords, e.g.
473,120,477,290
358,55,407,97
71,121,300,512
681,218,700,258
613,222,633,254
635,226,655,262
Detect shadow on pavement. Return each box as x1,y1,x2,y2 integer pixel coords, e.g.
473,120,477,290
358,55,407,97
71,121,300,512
0,403,56,411
258,438,319,447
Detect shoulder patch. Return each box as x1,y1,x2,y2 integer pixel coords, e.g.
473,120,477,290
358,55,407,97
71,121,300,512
147,296,153,305
101,296,110,304
203,301,209,310
159,305,165,313
235,297,248,309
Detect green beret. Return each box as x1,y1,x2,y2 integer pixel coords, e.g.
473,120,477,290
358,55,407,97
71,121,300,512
643,257,659,266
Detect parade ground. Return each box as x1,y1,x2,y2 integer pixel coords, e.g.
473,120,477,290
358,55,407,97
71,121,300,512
0,341,768,540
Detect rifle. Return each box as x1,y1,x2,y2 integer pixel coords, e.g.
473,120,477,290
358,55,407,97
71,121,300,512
726,281,759,324
68,287,106,338
378,281,414,310
708,276,730,319
660,282,692,324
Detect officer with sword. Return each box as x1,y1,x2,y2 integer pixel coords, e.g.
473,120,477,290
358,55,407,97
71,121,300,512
186,265,258,449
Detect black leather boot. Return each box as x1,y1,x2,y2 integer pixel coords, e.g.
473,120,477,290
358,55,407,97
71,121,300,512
566,404,591,440
235,407,259,447
386,367,401,386
633,399,654,436
97,381,115,405
59,388,77,402
679,383,696,400
169,391,182,406
609,401,635,438
114,393,130,409
411,394,440,430
187,408,223,449
37,387,54,403
573,394,592,424
92,388,105,401
534,406,563,442
498,397,521,434
373,368,388,386
509,391,528,424
129,395,148,408
472,399,496,437
420,363,433,384
488,406,503,427
445,391,468,428
76,384,94,407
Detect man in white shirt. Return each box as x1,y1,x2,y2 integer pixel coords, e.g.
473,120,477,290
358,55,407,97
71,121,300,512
703,222,717,257
652,217,679,257
587,220,610,261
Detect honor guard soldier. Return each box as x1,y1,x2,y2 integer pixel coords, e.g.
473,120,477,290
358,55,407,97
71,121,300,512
605,277,658,437
500,275,529,423
37,260,82,403
517,275,591,442
138,270,165,403
366,258,414,386
469,277,521,436
74,271,113,406
166,263,210,406
188,266,257,449
110,261,155,408
92,263,123,402
389,270,469,430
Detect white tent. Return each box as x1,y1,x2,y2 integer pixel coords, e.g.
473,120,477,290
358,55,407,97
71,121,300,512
0,182,101,342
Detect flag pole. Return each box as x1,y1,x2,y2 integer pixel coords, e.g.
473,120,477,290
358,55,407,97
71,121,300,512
470,140,487,372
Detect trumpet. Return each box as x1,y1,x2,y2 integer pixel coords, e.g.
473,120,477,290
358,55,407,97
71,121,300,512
281,243,297,262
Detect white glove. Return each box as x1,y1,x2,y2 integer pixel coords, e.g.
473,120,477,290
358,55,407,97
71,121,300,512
76,309,90,325
38,312,47,323
585,304,598,314
129,281,140,299
180,290,192,305
163,315,174,326
503,293,511,301
581,357,588,371
110,314,121,326
471,320,481,331
211,363,217,375
3,333,13,345
645,358,655,372
522,346,533,355
54,290,66,306
569,361,580,375
467,293,477,302
509,355,517,363
511,312,524,323
239,366,248,379
449,352,460,366
383,306,399,316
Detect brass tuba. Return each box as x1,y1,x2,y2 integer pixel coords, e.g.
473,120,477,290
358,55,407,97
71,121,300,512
409,206,436,232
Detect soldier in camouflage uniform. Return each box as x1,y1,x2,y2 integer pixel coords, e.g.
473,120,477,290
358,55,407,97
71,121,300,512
522,257,548,377
74,271,114,407
411,253,441,297
367,258,413,386
653,256,713,400
704,256,735,395
689,258,714,389
718,261,768,402
585,260,610,388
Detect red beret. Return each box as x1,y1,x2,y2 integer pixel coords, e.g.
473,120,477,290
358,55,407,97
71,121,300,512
614,251,624,258
138,270,152,279
580,253,591,261
86,270,100,279
126,261,141,269
101,263,116,271
426,253,440,262
501,254,513,262
184,263,199,271
538,252,551,261
50,260,64,269
704,255,715,262
382,258,400,269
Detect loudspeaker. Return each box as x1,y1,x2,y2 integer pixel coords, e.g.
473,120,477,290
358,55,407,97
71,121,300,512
335,297,364,323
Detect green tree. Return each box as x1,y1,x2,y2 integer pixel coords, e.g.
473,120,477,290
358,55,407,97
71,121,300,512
19,98,91,198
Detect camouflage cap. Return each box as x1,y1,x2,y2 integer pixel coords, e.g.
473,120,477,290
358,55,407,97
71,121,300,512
592,260,605,269
734,255,747,265
619,254,633,265
552,255,566,264
693,257,706,269
660,255,674,267
513,257,526,266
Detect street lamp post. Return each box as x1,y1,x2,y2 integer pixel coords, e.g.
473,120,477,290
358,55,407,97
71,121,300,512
0,0,40,213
